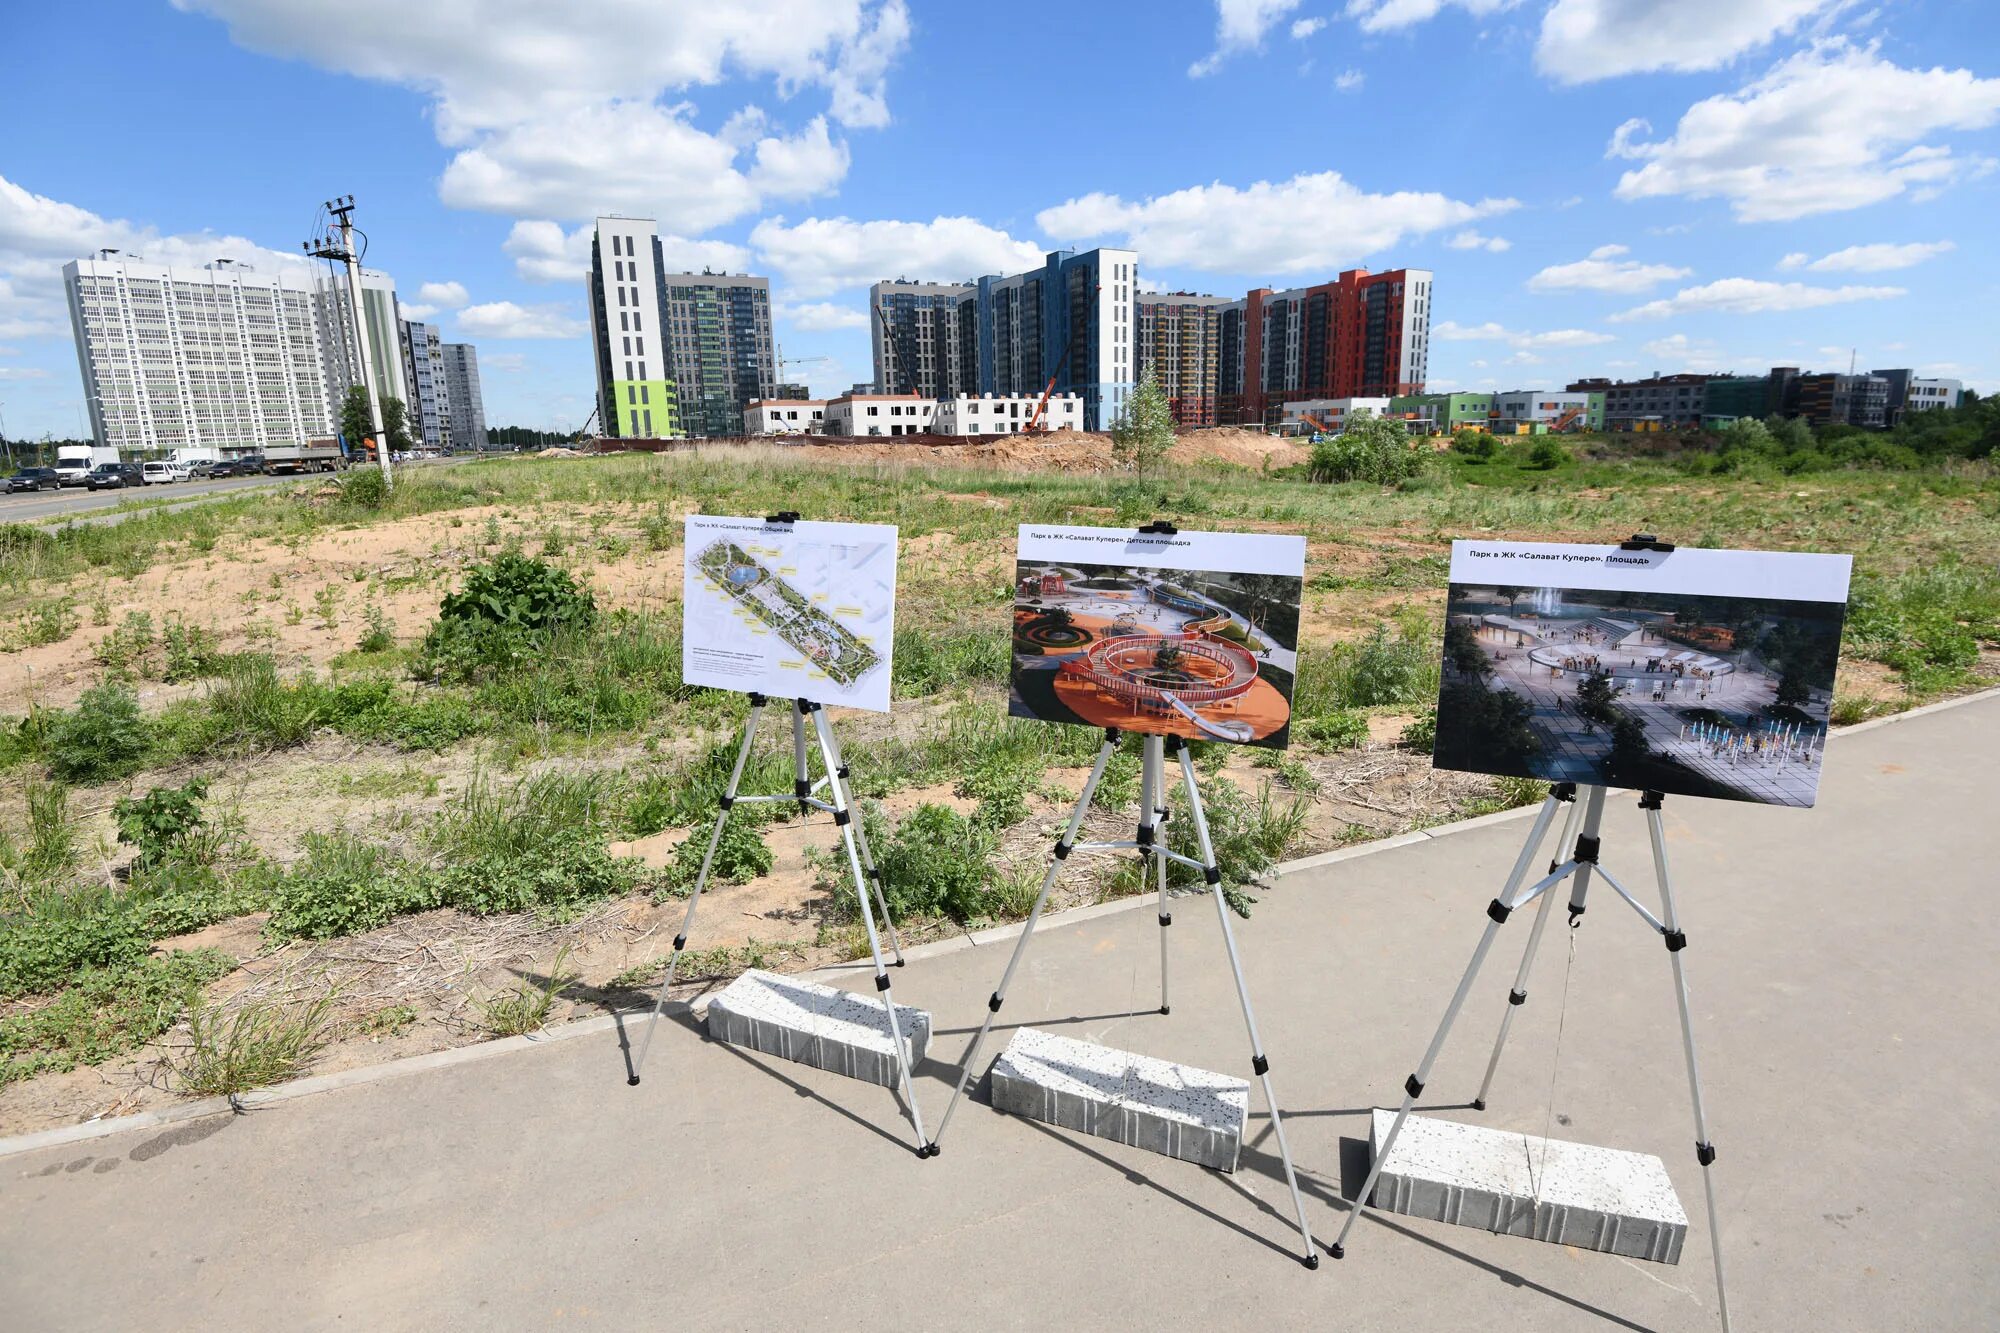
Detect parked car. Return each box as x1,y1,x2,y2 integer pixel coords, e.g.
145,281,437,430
86,462,144,489
5,467,62,493
141,461,190,485
234,454,268,475
187,459,228,479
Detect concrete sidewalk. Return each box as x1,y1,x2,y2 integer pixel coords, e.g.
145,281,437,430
4,695,1996,1331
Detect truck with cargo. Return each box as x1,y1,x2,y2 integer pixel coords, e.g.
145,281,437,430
52,444,120,487
264,437,346,475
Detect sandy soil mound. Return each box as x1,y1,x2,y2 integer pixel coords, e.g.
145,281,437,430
794,426,1306,474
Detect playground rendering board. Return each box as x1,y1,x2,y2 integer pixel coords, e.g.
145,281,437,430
1009,524,1306,749
682,514,897,712
1434,540,1852,807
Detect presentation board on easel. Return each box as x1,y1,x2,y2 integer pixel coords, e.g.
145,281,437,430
682,513,898,711
1434,540,1852,806
1333,535,1857,1331
1007,523,1306,748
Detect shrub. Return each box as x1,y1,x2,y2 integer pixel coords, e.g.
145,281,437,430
44,683,150,784
161,617,226,681
1134,777,1307,917
427,773,644,919
130,857,276,938
95,611,156,674
339,466,389,510
873,803,995,923
114,779,210,870
356,603,396,654
1308,418,1429,485
438,553,595,634
1346,623,1436,707
1526,438,1570,470
957,754,1037,831
662,818,773,896
1450,429,1497,462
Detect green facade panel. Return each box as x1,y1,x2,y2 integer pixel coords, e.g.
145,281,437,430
610,378,679,438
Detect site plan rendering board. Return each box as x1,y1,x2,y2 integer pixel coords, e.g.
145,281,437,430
683,514,897,712
1010,524,1306,749
1435,541,1853,807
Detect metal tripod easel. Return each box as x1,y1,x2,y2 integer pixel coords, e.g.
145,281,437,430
625,692,928,1153
1330,782,1732,1330
927,727,1320,1268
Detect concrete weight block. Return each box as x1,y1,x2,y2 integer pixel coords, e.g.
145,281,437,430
1367,1110,1688,1263
989,1027,1248,1172
704,969,928,1088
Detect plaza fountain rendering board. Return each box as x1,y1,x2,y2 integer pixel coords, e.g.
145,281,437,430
1432,541,1852,807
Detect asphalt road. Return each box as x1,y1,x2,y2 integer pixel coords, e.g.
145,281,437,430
2,691,1991,1331
0,456,476,527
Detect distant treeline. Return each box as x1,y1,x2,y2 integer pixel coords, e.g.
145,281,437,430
485,425,586,451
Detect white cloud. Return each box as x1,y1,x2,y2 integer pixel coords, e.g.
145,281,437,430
439,100,762,227
1610,41,2000,222
1536,0,1839,83
1436,319,1616,350
1345,0,1518,36
776,300,867,331
400,304,440,321
1189,0,1303,78
1610,277,1905,321
455,301,587,339
750,215,1044,299
1446,229,1511,252
0,172,314,342
746,116,853,200
1037,172,1517,275
416,280,470,309
1528,243,1691,294
502,219,750,284
1334,69,1366,91
182,1,907,228
1639,332,1737,370
1778,251,1810,270
1291,16,1327,38
178,0,908,139
1795,240,1956,272
0,366,50,381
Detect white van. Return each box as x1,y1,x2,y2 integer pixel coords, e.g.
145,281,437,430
140,461,189,485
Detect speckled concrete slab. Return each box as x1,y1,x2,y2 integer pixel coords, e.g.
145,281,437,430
705,969,928,1088
1368,1109,1687,1263
989,1027,1248,1172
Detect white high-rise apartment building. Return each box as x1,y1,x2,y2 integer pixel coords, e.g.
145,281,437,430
64,255,335,453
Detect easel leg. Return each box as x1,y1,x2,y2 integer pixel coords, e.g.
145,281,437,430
1330,793,1579,1257
1143,735,1172,1015
1170,738,1317,1268
1645,794,1732,1333
929,731,1121,1153
820,722,905,966
629,695,768,1085
1474,785,1580,1110
807,704,930,1153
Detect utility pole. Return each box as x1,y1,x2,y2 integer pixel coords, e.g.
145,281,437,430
305,195,392,490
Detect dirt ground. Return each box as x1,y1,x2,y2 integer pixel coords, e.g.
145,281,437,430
0,445,1953,1136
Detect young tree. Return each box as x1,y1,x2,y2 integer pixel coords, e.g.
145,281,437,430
338,385,374,450
380,396,415,452
1110,370,1174,482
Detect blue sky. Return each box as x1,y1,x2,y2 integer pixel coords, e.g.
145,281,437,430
1,0,1996,437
